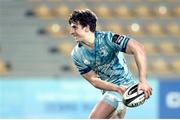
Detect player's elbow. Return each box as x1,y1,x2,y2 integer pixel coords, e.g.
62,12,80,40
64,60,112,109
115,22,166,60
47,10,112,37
90,79,99,88
84,75,98,88
131,40,146,56
138,44,146,56
89,78,102,89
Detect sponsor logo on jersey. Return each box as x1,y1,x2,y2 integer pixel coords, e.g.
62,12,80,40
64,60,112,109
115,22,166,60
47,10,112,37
112,34,129,45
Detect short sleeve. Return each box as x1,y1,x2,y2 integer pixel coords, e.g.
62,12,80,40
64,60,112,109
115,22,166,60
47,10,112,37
106,32,131,53
71,49,92,75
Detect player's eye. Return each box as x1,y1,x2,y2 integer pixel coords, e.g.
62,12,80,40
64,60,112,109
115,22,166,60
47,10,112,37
72,25,77,29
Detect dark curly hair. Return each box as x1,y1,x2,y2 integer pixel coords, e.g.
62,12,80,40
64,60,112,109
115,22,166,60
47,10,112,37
68,9,98,32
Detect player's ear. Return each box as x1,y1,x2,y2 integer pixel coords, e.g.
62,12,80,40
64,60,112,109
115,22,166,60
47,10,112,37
84,25,90,32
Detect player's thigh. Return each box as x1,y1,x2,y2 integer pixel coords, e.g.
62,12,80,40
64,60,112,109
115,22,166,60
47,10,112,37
89,91,121,119
110,106,127,119
89,100,116,119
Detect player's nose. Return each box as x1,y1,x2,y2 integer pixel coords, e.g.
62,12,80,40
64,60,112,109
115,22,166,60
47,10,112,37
70,28,74,35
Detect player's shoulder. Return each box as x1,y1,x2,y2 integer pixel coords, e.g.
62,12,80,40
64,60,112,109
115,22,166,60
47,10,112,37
96,31,113,38
95,31,114,44
71,44,80,58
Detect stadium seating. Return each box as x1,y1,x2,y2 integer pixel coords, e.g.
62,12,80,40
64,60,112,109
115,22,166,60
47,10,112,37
171,60,180,74
105,23,125,34
94,5,111,19
153,5,171,18
133,5,152,18
113,6,132,18
33,5,53,19
127,23,144,36
142,42,158,56
158,42,178,56
146,23,164,36
44,24,67,37
172,5,180,17
165,22,180,36
0,59,9,75
57,42,74,56
150,59,171,75
0,0,179,77
51,5,70,19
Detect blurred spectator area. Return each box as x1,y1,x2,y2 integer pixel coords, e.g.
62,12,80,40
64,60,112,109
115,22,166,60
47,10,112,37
0,59,11,75
0,0,179,78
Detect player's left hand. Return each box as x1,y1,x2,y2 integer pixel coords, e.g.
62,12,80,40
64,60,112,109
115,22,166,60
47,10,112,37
137,80,152,99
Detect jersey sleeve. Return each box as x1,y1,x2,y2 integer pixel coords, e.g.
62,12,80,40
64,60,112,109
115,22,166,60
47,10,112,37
71,49,92,75
105,32,131,53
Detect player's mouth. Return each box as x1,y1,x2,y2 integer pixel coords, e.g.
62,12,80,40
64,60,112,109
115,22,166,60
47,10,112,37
73,35,80,41
73,35,78,39
72,34,77,38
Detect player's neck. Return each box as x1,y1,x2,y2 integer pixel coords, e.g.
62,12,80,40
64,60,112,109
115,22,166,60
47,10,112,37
82,32,95,49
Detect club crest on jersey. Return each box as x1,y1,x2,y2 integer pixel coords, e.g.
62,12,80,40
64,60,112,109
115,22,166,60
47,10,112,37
112,34,129,45
99,47,108,57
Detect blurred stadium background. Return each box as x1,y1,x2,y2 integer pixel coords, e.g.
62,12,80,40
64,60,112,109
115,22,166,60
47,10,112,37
0,0,179,119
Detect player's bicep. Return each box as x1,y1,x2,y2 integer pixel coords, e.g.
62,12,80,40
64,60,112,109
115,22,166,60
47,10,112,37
125,39,145,54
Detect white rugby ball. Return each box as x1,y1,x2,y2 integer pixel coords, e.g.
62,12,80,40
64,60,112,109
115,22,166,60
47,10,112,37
122,84,145,107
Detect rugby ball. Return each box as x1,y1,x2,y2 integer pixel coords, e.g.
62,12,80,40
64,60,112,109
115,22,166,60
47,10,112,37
122,84,145,107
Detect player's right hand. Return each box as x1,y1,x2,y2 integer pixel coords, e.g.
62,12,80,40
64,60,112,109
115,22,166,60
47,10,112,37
117,86,127,95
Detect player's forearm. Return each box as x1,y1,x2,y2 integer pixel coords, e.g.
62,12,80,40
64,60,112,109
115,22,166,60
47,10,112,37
90,77,120,92
126,40,147,82
134,46,147,83
83,71,123,94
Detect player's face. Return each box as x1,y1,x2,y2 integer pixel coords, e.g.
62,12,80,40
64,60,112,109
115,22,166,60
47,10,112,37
70,22,87,42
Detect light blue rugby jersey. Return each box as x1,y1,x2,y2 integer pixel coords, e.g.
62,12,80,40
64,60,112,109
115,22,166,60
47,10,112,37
71,31,134,85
